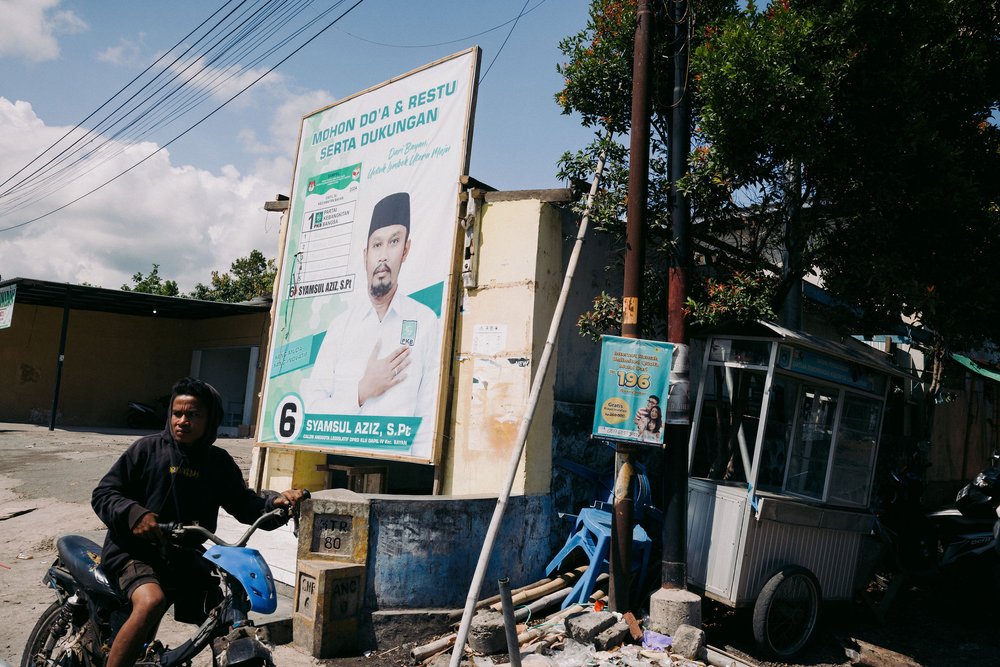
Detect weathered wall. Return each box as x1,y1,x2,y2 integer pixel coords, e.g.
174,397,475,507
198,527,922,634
0,303,268,426
299,489,555,609
444,196,560,495
926,380,998,507
367,493,554,607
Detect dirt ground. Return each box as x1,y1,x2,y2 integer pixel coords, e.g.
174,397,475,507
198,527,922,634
2,422,999,667
0,423,325,667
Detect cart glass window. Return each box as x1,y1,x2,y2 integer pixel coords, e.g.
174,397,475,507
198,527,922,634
757,375,800,491
827,394,881,506
784,386,839,499
709,338,771,367
690,365,768,482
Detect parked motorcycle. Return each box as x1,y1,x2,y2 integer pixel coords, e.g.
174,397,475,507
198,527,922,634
874,449,1000,585
21,498,306,667
126,396,169,430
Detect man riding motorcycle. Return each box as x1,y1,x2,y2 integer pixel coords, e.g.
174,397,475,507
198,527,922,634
91,377,304,667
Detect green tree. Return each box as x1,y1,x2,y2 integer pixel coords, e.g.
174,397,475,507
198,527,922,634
558,0,1000,357
120,264,179,297
190,249,276,303
691,0,1000,352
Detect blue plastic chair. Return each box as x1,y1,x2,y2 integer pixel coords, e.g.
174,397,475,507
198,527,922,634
545,506,653,609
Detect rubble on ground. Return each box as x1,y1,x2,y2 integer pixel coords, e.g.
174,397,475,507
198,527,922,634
415,602,741,667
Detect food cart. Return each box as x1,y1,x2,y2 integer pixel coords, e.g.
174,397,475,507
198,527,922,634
685,321,908,657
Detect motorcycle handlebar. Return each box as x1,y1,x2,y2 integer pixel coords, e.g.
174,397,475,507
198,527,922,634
160,507,289,548
159,490,311,547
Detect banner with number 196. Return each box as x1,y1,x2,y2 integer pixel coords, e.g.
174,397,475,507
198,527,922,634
592,335,674,447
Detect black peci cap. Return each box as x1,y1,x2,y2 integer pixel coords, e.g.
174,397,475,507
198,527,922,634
368,192,410,239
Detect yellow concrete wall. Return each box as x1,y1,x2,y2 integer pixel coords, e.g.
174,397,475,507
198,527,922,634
0,303,268,426
442,197,561,495
250,447,328,494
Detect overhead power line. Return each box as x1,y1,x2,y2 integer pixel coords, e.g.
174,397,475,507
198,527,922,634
0,0,366,232
480,0,533,84
336,0,550,49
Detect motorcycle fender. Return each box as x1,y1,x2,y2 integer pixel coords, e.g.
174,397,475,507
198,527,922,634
203,546,277,614
44,563,77,597
216,634,272,667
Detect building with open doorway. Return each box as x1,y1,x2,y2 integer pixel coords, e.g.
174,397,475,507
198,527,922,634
0,277,271,436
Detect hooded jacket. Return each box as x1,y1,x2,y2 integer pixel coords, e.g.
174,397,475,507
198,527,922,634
92,383,280,576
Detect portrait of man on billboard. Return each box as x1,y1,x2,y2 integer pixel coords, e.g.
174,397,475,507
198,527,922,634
302,192,441,448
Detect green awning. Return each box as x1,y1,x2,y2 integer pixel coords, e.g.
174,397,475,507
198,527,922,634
952,353,1000,383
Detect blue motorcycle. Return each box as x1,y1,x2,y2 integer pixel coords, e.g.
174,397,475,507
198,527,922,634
21,504,300,667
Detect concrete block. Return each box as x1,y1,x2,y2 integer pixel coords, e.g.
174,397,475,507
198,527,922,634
291,559,365,658
648,588,701,636
297,489,370,564
593,620,631,651
564,610,617,644
468,610,507,655
671,624,706,660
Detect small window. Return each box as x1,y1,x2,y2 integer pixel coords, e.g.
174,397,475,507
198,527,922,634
690,366,767,483
827,395,881,505
756,376,799,491
709,338,772,367
784,386,839,500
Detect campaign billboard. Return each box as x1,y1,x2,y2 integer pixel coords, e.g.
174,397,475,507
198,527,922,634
258,48,480,463
592,335,674,447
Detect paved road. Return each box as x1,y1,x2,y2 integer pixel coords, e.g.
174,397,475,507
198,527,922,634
0,422,324,667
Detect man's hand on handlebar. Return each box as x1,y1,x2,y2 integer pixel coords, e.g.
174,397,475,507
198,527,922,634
133,511,163,542
273,488,309,509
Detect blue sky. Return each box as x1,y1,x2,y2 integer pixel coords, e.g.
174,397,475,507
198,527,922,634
0,0,596,291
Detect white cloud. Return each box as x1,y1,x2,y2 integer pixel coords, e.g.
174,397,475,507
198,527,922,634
0,0,86,63
166,56,286,106
0,98,287,292
97,34,146,66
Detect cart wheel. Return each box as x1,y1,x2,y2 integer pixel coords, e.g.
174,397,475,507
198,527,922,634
752,566,821,659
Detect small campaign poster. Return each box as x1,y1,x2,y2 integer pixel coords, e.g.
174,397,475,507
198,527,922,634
258,48,480,463
0,284,15,329
592,336,674,447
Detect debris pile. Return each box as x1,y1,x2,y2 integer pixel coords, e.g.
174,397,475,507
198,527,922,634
409,567,745,667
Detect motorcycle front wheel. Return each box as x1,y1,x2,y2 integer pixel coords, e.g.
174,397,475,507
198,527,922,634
21,600,97,667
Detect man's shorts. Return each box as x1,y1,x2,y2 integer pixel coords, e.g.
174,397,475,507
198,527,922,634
117,559,162,599
115,557,220,624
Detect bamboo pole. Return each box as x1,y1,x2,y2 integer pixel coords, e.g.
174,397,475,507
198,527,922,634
488,566,587,612
448,140,612,667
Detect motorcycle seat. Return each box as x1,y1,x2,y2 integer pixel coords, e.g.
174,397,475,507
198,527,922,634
928,508,995,531
56,535,127,604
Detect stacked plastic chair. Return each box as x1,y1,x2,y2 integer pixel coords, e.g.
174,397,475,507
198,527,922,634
547,457,656,608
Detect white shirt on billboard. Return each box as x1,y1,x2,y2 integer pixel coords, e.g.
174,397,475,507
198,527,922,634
303,290,440,450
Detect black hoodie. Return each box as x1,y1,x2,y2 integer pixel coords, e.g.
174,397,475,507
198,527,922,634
92,383,280,576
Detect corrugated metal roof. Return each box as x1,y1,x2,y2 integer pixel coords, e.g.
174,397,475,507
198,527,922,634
1,277,271,320
702,320,912,377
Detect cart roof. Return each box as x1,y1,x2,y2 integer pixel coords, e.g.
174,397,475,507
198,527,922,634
702,320,913,379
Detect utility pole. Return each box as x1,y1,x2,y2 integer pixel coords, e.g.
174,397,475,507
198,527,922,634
662,0,692,592
610,0,653,613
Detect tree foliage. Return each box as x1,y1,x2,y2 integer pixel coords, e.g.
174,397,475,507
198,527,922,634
558,0,1000,351
120,264,179,297
190,249,276,303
